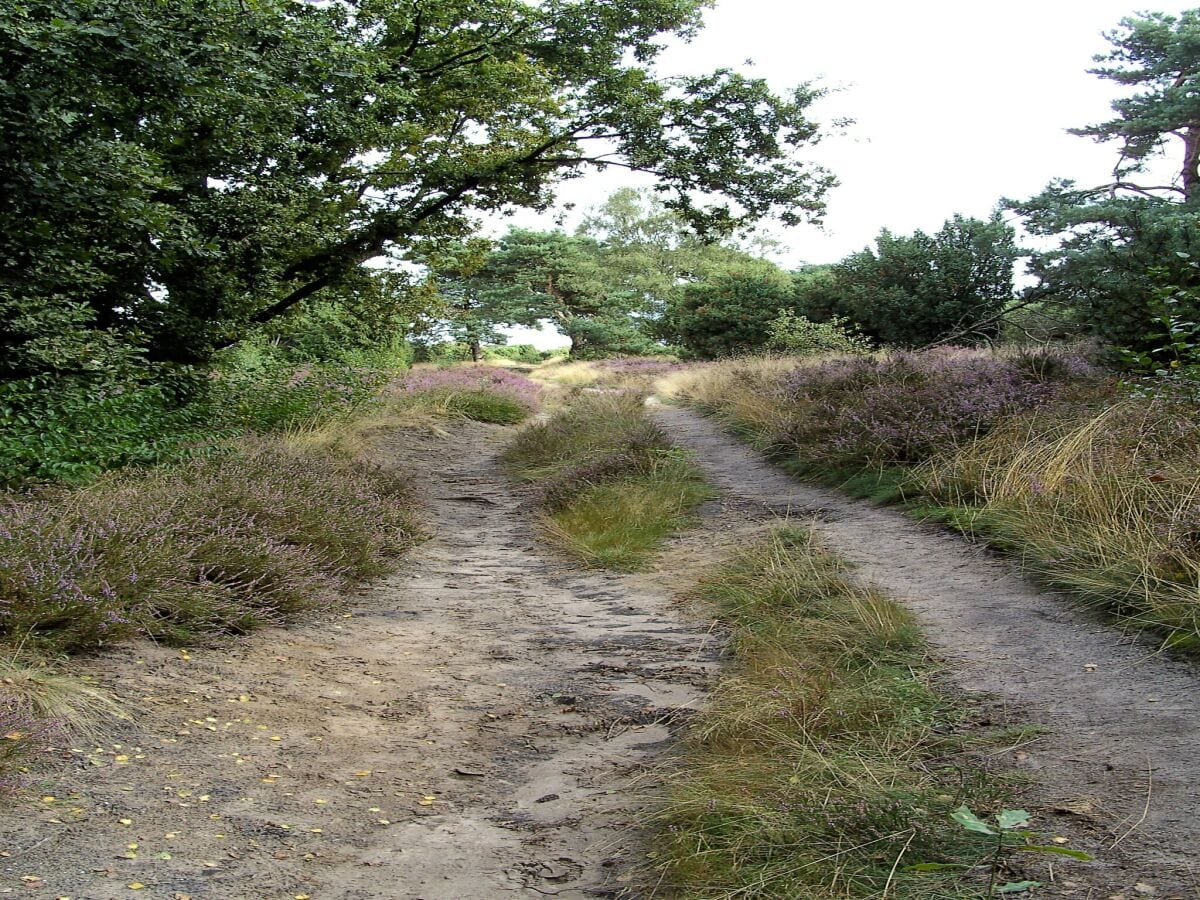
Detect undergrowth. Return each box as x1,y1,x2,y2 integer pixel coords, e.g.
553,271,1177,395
664,349,1200,645
651,528,1016,898
0,439,418,653
0,359,542,789
504,392,710,570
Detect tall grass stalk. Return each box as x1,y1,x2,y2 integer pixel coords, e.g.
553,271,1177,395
919,398,1200,644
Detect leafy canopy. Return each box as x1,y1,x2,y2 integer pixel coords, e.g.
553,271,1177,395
800,214,1020,348
0,0,835,377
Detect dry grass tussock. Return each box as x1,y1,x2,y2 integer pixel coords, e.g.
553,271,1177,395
1,654,127,740
503,392,711,570
651,527,1011,898
919,396,1200,644
529,358,603,388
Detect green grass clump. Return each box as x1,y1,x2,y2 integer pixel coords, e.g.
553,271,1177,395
504,392,711,570
544,455,711,570
652,528,1011,898
445,390,531,424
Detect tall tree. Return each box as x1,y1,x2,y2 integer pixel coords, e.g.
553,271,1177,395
0,0,835,379
423,240,509,363
660,257,795,358
480,229,656,357
1008,10,1200,350
1074,10,1200,203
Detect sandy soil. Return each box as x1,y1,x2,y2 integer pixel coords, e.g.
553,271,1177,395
652,404,1200,898
0,422,735,900
6,407,1200,899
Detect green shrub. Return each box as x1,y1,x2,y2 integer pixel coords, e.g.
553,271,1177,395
766,309,872,355
0,373,211,487
207,358,388,433
483,343,548,364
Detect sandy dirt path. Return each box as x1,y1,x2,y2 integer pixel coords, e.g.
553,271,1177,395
0,422,725,900
652,404,1200,897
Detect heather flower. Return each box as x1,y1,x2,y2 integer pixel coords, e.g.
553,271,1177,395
770,349,1098,466
390,366,542,411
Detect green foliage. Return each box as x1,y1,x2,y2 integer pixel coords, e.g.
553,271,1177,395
1118,269,1200,379
483,344,550,364
811,214,1020,347
1,0,832,379
412,341,475,366
652,528,1012,898
1008,11,1200,354
1012,192,1200,352
206,354,388,434
0,373,210,487
948,806,1092,896
766,309,872,355
0,339,394,487
664,260,796,358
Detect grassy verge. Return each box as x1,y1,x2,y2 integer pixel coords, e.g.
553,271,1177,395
503,392,711,570
915,395,1200,649
665,351,1200,647
651,528,1026,898
0,362,541,787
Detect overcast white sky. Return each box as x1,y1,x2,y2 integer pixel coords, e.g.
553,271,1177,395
508,0,1179,266
500,0,1184,348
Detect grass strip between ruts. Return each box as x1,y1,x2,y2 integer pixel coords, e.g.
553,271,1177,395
650,527,1025,899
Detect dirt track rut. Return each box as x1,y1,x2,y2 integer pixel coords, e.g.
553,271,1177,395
0,423,721,899
653,403,1200,896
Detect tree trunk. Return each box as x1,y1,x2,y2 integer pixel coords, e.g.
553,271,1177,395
1184,125,1200,204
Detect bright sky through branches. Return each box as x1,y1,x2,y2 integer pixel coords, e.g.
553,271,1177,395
508,0,1180,267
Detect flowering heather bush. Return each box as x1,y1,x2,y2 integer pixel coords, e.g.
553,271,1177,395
391,365,542,415
0,438,418,652
0,504,138,649
771,349,1102,466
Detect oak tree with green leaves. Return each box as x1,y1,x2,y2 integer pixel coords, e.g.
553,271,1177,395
0,0,835,380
